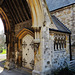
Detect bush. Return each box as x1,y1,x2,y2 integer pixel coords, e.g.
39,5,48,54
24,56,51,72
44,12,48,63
0,48,3,53
54,67,74,75
0,49,6,54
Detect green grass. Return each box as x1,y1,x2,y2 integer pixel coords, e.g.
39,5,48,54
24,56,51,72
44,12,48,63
0,49,6,54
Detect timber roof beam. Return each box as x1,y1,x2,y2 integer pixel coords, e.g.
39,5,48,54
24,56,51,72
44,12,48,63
20,0,30,20
16,0,26,21
5,1,17,24
12,0,23,22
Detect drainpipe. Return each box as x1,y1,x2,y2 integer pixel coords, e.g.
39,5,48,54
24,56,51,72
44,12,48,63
69,34,72,61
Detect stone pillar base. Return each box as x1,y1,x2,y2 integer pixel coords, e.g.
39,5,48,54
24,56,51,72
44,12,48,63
32,69,51,75
4,61,10,70
4,61,15,70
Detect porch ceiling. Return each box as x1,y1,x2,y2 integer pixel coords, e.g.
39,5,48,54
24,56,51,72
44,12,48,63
0,0,31,25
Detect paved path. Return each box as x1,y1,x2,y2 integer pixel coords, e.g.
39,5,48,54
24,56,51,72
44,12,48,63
0,54,75,75
0,54,31,75
0,68,31,75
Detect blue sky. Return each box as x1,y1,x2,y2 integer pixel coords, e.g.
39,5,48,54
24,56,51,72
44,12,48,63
0,18,4,33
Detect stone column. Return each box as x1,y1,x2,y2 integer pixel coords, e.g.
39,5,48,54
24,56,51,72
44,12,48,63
4,33,13,69
33,22,53,75
32,0,52,75
14,38,18,67
6,33,10,61
17,38,22,66
49,33,54,69
66,34,70,62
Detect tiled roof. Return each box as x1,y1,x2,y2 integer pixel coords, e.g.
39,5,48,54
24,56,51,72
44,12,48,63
49,15,71,33
46,0,75,11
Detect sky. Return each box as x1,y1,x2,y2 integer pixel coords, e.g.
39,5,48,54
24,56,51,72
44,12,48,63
0,18,4,33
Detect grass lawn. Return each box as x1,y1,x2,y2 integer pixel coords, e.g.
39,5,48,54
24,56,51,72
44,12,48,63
0,49,6,54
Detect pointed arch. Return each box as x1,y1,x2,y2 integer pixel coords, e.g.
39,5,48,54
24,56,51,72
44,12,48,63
26,0,44,27
0,8,11,33
16,28,34,39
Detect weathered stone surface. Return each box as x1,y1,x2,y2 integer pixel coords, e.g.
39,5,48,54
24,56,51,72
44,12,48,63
0,0,73,75
51,4,75,60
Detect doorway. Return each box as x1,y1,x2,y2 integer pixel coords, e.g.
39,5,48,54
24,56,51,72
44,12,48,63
0,18,6,67
22,34,34,70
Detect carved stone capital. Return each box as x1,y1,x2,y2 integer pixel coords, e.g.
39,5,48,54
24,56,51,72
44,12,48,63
33,39,40,44
33,39,40,51
34,43,39,52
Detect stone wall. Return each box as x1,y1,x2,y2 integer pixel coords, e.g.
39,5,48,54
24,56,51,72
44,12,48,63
15,20,32,36
51,4,75,60
52,51,69,69
49,31,70,72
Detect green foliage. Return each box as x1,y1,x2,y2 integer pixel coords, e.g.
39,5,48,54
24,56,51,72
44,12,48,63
0,49,6,54
54,67,74,75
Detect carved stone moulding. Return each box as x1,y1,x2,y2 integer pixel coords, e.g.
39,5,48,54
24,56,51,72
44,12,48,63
33,39,40,51
33,39,40,44
32,26,41,31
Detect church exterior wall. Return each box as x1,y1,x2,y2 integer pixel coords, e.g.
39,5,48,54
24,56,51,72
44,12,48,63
2,0,72,75
51,4,75,60
49,31,70,72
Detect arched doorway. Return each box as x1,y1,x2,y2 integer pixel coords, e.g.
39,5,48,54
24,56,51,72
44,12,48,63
0,1,45,74
14,0,44,71
22,34,34,69
0,18,6,60
0,8,11,61
16,28,34,70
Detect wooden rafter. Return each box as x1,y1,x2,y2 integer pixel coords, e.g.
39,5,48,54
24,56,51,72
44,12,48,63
23,0,31,19
15,0,26,21
12,0,23,22
8,0,20,23
5,1,17,24
20,0,30,20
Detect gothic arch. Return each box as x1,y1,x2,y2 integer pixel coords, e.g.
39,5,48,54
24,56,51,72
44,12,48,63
26,0,44,27
0,8,11,61
16,28,34,39
0,8,11,33
16,28,34,51
16,28,34,66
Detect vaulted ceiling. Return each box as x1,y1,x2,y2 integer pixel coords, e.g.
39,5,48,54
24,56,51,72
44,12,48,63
0,0,31,26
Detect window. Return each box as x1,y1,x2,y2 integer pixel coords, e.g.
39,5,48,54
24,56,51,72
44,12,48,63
54,34,66,51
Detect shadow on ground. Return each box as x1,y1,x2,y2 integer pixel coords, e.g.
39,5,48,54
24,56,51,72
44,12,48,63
0,60,32,75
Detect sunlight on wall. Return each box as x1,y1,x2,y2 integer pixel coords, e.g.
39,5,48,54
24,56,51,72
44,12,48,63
0,18,4,34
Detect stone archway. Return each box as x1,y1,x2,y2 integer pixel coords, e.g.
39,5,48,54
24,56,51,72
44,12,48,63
1,0,53,75
0,8,11,32
26,0,44,27
0,8,11,61
22,34,34,69
14,0,45,69
16,28,34,68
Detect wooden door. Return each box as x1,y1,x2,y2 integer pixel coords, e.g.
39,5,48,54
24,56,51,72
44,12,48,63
22,34,34,69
